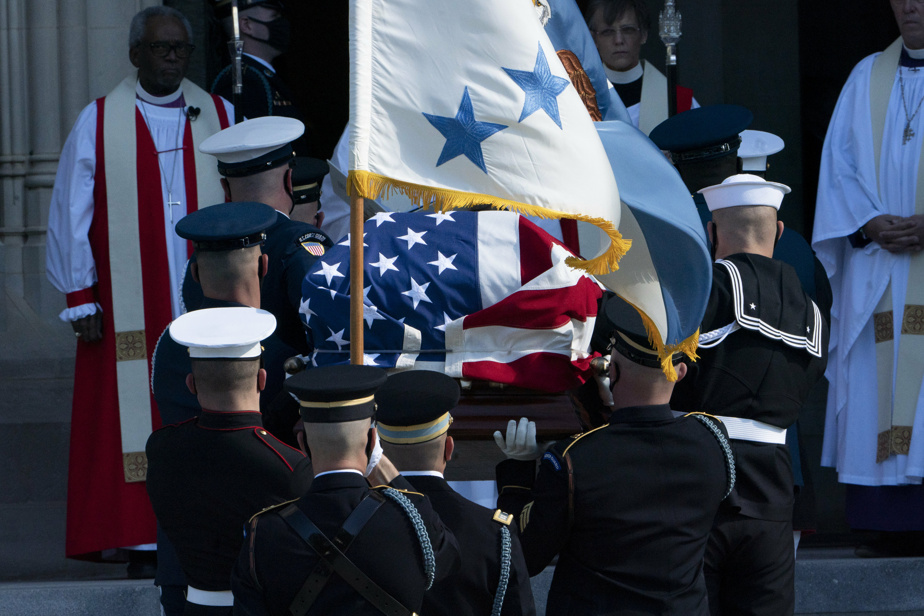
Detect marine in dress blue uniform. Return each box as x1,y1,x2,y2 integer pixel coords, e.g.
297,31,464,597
495,297,736,616
375,370,536,616
146,307,313,616
231,365,461,616
671,175,829,616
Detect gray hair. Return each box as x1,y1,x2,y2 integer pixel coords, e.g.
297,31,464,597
128,6,193,48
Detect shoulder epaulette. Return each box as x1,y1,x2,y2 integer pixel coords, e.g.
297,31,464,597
561,423,609,458
492,509,514,526
248,497,299,523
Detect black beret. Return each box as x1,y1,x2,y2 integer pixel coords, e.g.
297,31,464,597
292,157,329,205
375,370,460,444
649,104,752,163
285,365,387,423
176,202,277,251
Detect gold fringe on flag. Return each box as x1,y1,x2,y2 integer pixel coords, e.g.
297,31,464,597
627,299,700,382
348,169,631,276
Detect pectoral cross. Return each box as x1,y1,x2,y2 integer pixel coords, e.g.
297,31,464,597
167,192,182,223
904,123,916,145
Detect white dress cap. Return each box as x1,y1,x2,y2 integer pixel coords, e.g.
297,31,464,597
698,174,791,212
199,116,305,164
737,130,785,172
169,307,277,359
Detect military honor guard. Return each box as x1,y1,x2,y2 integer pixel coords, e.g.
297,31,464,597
375,370,536,616
231,365,460,615
495,296,736,616
290,156,330,228
146,307,312,616
671,175,829,615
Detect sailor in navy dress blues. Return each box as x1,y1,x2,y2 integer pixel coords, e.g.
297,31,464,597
376,369,536,616
146,307,312,616
495,296,735,616
671,175,829,616
231,365,460,616
196,117,332,361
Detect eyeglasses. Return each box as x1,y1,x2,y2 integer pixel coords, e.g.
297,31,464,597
146,41,196,59
591,25,642,40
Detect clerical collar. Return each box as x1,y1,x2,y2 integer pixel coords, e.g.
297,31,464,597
245,53,276,74
604,62,644,85
135,81,185,107
400,470,444,478
900,46,924,68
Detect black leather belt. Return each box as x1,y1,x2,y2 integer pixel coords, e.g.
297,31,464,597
280,491,416,616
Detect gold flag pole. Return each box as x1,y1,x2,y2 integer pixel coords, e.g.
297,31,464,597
349,194,364,365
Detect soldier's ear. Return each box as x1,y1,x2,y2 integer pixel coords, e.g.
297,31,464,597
221,178,232,202
444,435,454,463
256,368,267,393
190,261,200,283
259,253,269,278
185,374,197,395
674,362,688,382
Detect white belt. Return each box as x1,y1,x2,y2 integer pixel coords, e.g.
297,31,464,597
187,587,233,607
672,412,787,445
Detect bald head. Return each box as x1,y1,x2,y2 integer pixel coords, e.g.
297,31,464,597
223,166,292,213
710,205,782,259
303,418,375,472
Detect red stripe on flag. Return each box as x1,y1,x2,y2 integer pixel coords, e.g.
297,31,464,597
462,277,601,331
462,352,593,392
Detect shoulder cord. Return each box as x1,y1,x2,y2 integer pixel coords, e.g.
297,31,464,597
382,487,436,590
692,415,737,499
490,526,512,616
210,65,275,116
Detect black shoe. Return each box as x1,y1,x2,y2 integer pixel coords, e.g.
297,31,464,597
855,531,924,558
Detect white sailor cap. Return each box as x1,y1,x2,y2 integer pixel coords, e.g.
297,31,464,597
698,174,791,212
737,130,784,172
199,117,304,177
169,307,276,359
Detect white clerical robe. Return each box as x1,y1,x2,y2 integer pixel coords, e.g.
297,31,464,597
813,46,924,486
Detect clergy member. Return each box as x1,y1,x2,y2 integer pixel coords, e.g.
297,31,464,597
584,0,696,135
45,6,232,562
812,0,924,557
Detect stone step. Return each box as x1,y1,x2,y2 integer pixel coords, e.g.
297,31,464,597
1,551,922,615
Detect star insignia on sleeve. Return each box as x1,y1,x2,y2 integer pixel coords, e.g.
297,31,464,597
423,86,507,173
313,261,345,286
503,44,570,129
428,251,458,275
398,228,428,250
427,211,456,225
402,277,432,309
370,253,399,277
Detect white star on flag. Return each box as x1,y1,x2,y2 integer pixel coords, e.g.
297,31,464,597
435,312,453,332
338,233,368,247
363,353,381,366
398,228,427,250
363,303,386,328
427,211,456,226
370,212,396,226
402,277,432,309
300,297,316,322
428,251,458,275
315,261,345,286
327,328,349,350
370,253,399,277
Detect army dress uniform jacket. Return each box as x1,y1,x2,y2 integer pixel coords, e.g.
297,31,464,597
145,410,313,616
231,472,460,616
671,252,829,522
496,405,734,616
404,474,536,616
211,55,312,156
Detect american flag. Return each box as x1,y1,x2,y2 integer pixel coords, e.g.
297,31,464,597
300,210,602,392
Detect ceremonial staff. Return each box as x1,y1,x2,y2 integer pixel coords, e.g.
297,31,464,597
228,0,244,124
659,0,682,117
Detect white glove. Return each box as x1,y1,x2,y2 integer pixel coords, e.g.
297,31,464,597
493,417,541,461
364,427,383,477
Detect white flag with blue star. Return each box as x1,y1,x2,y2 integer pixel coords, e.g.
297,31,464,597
349,0,627,275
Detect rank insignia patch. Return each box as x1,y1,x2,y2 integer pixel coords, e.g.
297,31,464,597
301,241,326,257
